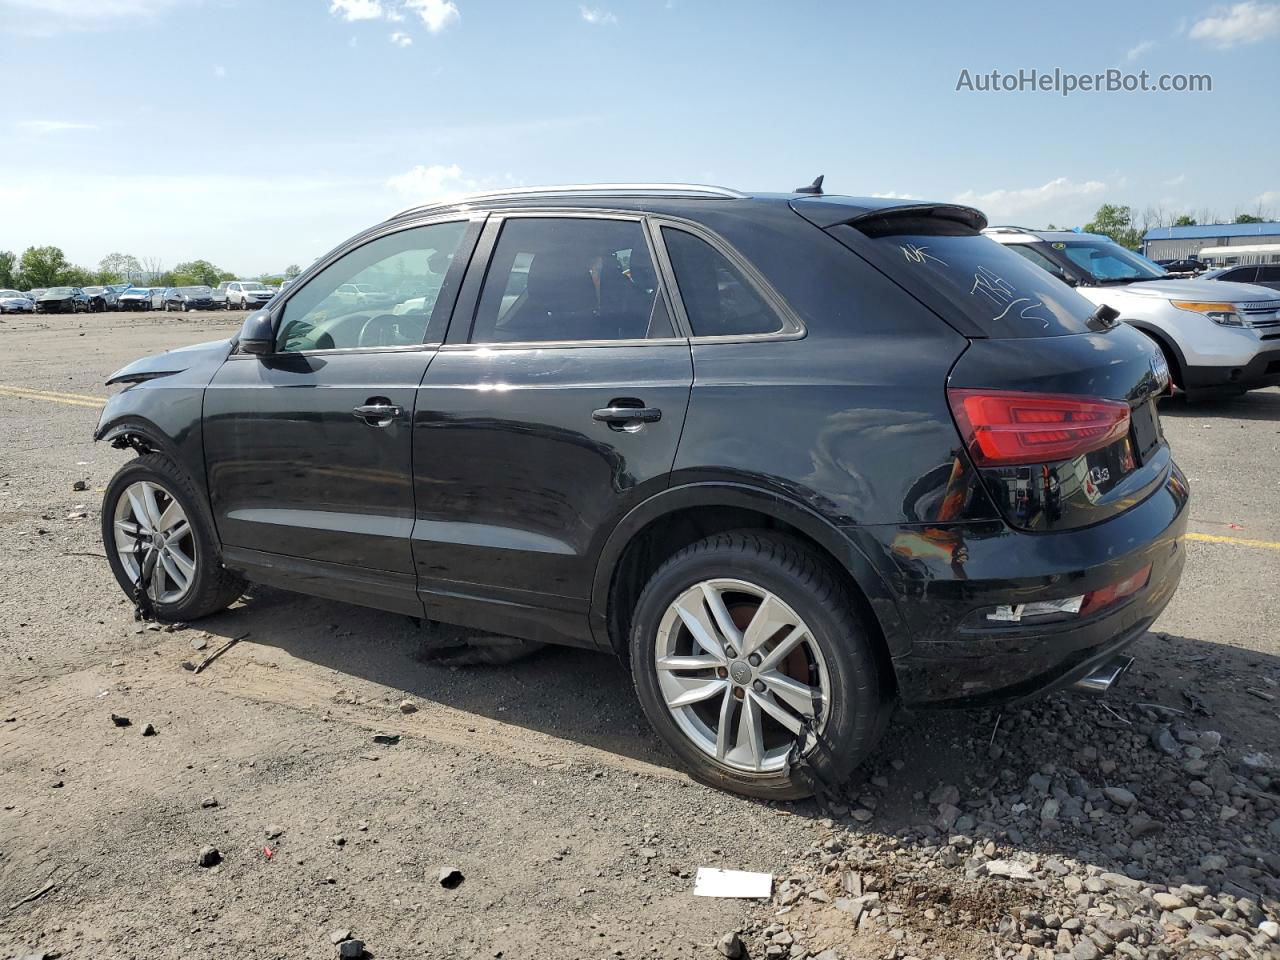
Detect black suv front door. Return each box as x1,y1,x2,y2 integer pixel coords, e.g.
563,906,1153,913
411,213,693,647
202,217,480,614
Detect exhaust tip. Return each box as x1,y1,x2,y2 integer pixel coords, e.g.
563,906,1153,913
1072,655,1135,695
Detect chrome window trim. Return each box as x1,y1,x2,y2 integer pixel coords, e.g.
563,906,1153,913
648,214,806,344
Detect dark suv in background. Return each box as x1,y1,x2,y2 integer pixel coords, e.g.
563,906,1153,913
95,183,1188,798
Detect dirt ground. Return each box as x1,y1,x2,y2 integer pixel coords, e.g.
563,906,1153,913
0,311,1277,960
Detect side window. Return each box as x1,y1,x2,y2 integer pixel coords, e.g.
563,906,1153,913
470,217,672,343
1009,243,1068,276
276,220,469,353
661,227,783,337
1258,265,1280,282
1226,267,1257,283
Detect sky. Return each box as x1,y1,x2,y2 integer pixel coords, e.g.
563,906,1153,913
1,0,1277,276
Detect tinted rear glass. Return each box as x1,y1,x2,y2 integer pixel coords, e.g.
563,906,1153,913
843,218,1103,338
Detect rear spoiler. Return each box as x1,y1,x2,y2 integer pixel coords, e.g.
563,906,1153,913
791,198,988,232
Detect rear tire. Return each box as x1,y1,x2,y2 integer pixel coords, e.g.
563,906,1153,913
101,454,246,623
629,531,888,799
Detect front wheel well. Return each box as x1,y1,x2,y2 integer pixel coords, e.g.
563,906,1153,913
605,505,894,688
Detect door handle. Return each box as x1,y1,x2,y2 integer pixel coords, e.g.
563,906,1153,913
592,405,662,424
352,402,403,426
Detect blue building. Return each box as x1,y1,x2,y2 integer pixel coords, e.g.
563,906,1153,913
1142,222,1280,261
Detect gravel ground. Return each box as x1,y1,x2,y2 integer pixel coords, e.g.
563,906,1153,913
0,312,1277,960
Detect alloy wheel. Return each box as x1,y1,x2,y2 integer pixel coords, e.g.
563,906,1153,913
112,480,197,603
654,578,831,774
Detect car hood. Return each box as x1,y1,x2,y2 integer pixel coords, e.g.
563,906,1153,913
1109,278,1279,302
105,337,234,386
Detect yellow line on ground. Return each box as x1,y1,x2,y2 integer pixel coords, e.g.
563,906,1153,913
0,384,106,403
1186,532,1280,551
0,385,105,408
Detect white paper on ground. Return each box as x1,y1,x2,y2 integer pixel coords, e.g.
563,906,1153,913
693,867,773,899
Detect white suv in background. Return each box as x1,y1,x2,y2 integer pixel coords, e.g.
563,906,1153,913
984,228,1280,396
224,280,275,310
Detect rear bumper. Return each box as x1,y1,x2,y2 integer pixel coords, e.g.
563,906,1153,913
846,462,1190,708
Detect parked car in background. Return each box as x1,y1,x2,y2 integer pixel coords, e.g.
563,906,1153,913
333,282,395,310
150,288,169,310
1198,264,1280,292
0,289,36,313
213,282,231,310
984,227,1280,396
1154,257,1204,276
83,286,117,312
225,281,274,310
36,287,91,313
95,183,1189,799
24,288,47,302
117,288,154,311
163,286,216,311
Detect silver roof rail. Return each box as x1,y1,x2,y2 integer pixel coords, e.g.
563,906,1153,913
390,182,747,219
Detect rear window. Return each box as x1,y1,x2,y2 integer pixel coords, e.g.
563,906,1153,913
840,217,1104,338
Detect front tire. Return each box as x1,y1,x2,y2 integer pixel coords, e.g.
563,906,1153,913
101,454,246,622
629,531,888,800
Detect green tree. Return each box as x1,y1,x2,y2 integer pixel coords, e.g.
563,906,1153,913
170,259,227,287
1173,214,1197,227
0,250,16,288
18,245,70,287
98,252,142,283
60,265,96,287
283,264,302,279
1084,204,1141,249
1234,213,1264,224
259,274,284,286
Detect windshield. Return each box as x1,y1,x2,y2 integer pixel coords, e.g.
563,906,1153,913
124,288,148,295
83,287,104,294
45,287,73,295
180,286,211,295
240,282,266,291
1059,240,1167,282
0,290,21,298
845,218,1104,338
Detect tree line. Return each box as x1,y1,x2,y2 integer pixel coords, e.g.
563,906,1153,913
0,246,302,291
1050,205,1275,251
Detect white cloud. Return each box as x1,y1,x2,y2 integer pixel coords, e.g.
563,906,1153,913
384,163,479,204
1125,39,1155,60
404,0,459,32
329,0,384,21
0,0,189,35
1164,173,1187,187
953,177,1106,220
213,64,227,79
389,29,412,46
871,191,920,201
1255,190,1280,208
1189,2,1280,48
15,120,100,134
580,5,617,24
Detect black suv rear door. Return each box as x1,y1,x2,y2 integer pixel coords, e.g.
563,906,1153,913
411,212,692,647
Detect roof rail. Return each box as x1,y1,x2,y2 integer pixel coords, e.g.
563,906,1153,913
390,183,748,219
982,225,1041,234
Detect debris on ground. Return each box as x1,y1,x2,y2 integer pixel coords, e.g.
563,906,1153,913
200,796,218,809
372,733,400,745
438,866,464,889
337,937,365,958
109,714,130,727
734,689,1280,960
141,722,156,736
196,846,220,868
693,867,773,899
191,632,247,674
398,699,418,714
8,879,57,910
716,931,745,958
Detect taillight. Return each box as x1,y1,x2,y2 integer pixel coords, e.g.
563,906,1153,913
948,388,1131,466
1079,563,1151,616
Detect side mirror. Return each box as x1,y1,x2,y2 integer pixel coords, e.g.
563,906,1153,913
238,310,275,356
